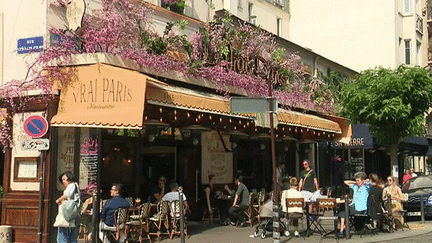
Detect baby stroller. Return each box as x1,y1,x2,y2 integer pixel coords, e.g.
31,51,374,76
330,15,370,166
253,200,289,239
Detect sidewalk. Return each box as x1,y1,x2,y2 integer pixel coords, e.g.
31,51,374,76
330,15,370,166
158,220,432,243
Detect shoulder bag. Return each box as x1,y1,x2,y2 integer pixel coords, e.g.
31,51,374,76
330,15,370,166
54,183,82,227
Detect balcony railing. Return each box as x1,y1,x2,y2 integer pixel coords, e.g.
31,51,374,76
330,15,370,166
265,0,289,13
416,14,423,35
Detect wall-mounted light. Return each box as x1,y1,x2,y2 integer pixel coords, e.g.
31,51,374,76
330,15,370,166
232,142,238,150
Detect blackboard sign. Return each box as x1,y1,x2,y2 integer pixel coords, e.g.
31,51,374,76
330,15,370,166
80,137,99,179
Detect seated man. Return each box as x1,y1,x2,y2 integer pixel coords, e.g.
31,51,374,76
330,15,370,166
99,183,130,242
338,172,371,236
162,181,189,216
280,177,304,237
224,176,250,227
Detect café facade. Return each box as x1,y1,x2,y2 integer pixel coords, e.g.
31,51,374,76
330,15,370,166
0,52,352,242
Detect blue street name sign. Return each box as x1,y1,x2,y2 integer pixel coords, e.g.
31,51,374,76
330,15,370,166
17,36,44,54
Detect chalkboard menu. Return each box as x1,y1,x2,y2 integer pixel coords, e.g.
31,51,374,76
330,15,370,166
80,137,99,180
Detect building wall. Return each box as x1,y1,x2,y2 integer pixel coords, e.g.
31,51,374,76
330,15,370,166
0,0,47,85
289,0,428,72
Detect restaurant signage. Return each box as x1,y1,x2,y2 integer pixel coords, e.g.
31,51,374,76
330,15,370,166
51,63,146,129
334,137,365,147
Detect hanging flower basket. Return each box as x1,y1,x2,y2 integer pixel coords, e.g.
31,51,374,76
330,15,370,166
162,0,185,14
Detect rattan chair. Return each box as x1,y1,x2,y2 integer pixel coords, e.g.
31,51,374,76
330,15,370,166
169,200,188,240
126,202,152,243
101,207,129,242
148,200,171,242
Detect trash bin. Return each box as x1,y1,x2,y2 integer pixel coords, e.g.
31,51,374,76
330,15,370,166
0,225,12,243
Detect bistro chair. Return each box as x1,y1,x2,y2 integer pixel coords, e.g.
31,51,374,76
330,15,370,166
148,200,171,242
126,202,152,243
243,192,256,227
202,207,221,224
101,207,129,242
285,198,305,233
399,193,410,230
310,198,338,239
169,200,188,240
254,191,266,223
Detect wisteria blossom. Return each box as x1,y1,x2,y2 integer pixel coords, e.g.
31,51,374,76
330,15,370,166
0,0,338,149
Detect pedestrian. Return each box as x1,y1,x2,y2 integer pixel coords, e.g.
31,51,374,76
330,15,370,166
55,171,80,243
298,160,320,213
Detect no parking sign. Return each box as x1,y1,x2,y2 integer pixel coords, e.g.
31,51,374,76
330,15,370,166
24,115,49,138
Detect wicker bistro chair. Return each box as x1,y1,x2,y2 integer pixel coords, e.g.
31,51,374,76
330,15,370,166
285,198,305,233
126,202,152,243
101,207,129,242
254,191,266,223
148,200,171,242
243,192,256,227
169,200,188,240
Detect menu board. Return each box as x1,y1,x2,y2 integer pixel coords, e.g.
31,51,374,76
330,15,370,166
201,131,233,184
80,136,99,182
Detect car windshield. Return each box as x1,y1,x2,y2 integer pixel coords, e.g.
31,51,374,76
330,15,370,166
402,176,432,191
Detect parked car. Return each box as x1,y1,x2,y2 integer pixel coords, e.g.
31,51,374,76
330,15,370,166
401,175,432,218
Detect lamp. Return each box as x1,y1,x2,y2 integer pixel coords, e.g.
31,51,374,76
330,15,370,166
228,130,249,139
181,125,211,133
140,119,169,143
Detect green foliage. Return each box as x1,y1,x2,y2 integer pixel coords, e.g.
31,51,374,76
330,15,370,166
340,65,432,144
318,69,350,110
143,21,192,56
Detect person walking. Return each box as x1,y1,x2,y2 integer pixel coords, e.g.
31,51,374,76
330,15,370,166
55,171,81,243
299,160,320,213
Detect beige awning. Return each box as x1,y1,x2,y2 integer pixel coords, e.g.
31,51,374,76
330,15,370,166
146,79,237,116
277,110,342,134
51,63,146,129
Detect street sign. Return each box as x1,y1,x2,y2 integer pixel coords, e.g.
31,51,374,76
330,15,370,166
230,97,278,113
17,36,44,54
24,115,49,138
21,138,50,151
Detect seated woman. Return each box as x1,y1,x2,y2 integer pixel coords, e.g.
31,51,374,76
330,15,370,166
338,172,371,236
368,173,384,229
280,177,304,237
383,176,404,229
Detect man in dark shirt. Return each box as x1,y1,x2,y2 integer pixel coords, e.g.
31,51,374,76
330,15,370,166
149,176,166,203
225,176,250,227
99,183,130,242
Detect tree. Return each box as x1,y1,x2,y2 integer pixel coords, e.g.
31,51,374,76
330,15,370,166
340,65,432,176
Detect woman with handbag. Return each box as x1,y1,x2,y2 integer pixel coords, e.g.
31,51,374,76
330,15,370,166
55,171,81,243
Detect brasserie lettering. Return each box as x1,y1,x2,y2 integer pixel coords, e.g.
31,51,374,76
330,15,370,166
202,44,287,85
72,78,133,103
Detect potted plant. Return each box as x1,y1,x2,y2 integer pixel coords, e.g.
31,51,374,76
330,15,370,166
162,0,185,14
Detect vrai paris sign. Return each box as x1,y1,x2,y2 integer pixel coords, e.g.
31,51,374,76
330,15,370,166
334,137,365,147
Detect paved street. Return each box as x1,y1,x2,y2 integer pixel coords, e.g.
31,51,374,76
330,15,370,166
152,220,432,243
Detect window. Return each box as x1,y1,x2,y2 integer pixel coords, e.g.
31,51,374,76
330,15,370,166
248,3,255,24
405,39,411,65
404,0,411,14
277,18,281,36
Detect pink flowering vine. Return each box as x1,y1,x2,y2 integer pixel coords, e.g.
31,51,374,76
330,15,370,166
0,0,338,149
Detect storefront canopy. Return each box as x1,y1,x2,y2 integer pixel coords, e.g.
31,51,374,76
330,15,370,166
51,63,146,129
